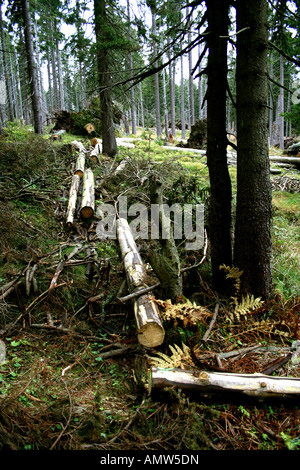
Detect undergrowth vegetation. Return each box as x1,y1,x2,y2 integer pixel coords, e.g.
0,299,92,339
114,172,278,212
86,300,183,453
0,124,299,451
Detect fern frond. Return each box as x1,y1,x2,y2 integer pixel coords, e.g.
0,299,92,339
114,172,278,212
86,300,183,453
149,343,195,369
233,294,264,322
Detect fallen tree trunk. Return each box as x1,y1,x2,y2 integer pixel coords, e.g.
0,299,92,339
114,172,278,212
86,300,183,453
149,367,300,398
269,156,300,167
75,155,85,178
66,174,80,227
116,218,165,348
80,169,95,219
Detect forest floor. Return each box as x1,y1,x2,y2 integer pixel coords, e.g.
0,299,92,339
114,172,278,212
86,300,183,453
0,123,300,456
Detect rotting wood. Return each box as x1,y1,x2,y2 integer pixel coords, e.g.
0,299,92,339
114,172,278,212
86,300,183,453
149,367,300,398
80,169,95,219
66,174,80,228
116,217,165,348
74,155,85,178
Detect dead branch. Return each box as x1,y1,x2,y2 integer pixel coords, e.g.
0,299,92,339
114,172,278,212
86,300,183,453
202,303,219,342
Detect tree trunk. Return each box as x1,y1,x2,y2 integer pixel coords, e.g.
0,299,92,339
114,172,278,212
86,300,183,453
50,20,58,112
0,38,7,129
127,0,136,135
94,0,117,157
147,176,182,302
19,30,30,125
234,0,273,298
14,47,24,126
187,8,195,127
47,50,53,113
180,44,186,140
0,6,13,122
205,0,232,290
279,54,285,150
21,0,44,134
198,40,204,119
269,53,274,146
151,10,162,139
169,55,176,138
149,368,300,398
116,218,165,348
139,82,145,130
162,66,168,138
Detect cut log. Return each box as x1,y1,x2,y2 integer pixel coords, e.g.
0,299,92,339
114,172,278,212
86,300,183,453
80,169,95,219
66,174,80,228
91,138,102,146
162,145,206,155
75,155,85,178
149,367,300,398
90,143,102,162
116,218,165,348
269,156,300,167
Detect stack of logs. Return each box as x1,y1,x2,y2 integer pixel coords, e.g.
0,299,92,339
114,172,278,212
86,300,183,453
66,141,95,227
65,141,165,349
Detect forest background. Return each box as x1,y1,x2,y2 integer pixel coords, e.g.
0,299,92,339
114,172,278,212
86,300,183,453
0,0,300,452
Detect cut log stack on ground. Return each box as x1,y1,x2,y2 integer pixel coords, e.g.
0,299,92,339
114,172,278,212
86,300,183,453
63,141,300,400
66,142,95,227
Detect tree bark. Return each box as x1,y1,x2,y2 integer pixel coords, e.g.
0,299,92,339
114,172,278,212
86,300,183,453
234,0,273,299
187,7,195,127
80,168,95,219
0,6,13,122
205,0,232,290
75,155,85,178
19,29,30,125
151,9,162,139
21,0,44,134
66,174,80,227
279,54,285,150
147,176,183,302
269,53,274,146
162,66,168,138
116,218,165,348
169,55,176,138
94,0,117,157
139,82,145,130
127,0,136,135
50,20,58,112
180,44,186,139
